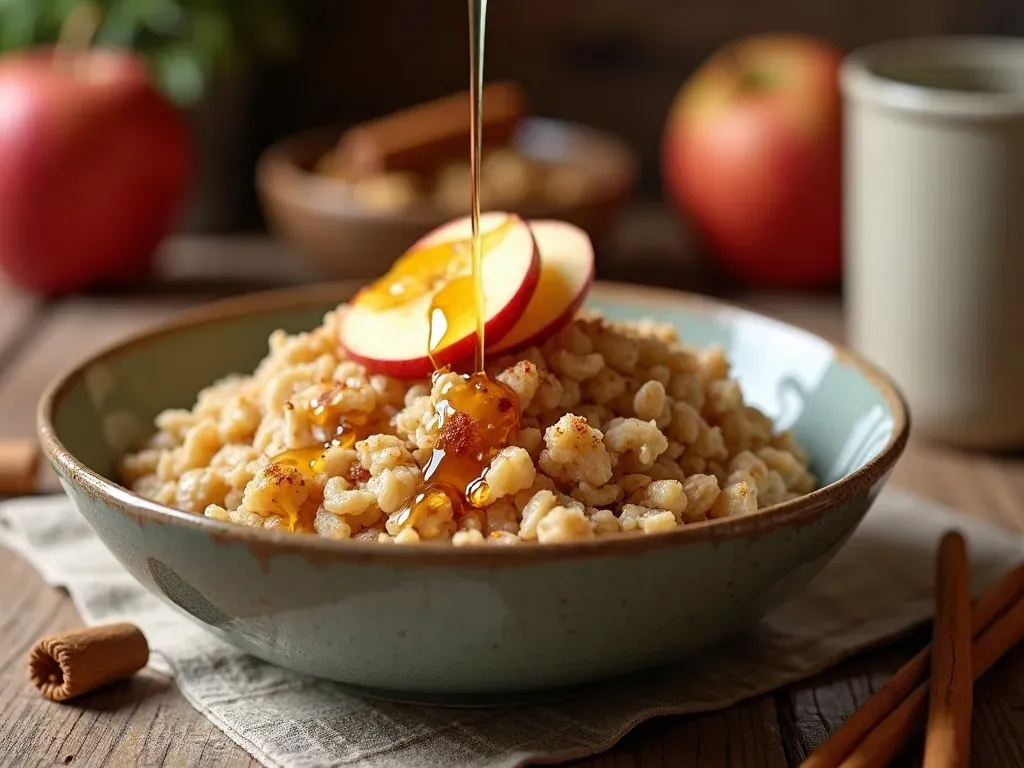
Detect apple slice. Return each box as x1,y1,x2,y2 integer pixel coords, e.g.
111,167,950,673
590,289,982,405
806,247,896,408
341,212,539,377
487,220,595,355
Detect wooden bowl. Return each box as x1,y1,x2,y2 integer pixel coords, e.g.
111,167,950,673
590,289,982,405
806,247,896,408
256,117,638,280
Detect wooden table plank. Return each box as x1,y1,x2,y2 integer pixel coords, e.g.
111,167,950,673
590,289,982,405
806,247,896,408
566,698,787,767
1,250,1023,766
0,531,260,768
776,635,1024,767
0,296,211,492
0,279,39,366
0,297,204,439
157,234,311,286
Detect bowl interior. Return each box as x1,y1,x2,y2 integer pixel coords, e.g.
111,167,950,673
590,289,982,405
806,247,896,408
260,116,637,221
590,295,898,486
49,286,899,499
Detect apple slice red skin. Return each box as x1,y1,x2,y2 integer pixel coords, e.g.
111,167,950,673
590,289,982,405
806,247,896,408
486,220,596,356
340,213,540,379
342,269,540,379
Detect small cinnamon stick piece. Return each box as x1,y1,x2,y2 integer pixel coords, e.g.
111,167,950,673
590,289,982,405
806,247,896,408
802,560,1024,768
0,438,39,495
28,623,149,702
923,532,972,768
838,581,1024,768
331,81,526,176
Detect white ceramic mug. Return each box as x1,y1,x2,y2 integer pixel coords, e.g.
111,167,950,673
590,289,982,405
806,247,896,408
842,37,1024,449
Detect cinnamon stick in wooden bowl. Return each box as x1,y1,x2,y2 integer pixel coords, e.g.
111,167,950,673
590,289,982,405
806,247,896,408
256,83,637,281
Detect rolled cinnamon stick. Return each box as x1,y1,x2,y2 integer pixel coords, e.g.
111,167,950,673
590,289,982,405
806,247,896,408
331,81,526,177
28,623,149,702
0,438,38,495
923,532,972,768
802,560,1024,768
838,581,1024,768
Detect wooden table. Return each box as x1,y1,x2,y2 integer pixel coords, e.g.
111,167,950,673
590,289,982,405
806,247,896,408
2,231,1024,767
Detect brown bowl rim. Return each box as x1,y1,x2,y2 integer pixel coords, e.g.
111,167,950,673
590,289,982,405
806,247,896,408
255,117,640,226
38,282,910,568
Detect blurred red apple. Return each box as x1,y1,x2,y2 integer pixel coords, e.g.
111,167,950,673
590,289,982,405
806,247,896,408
0,46,191,295
662,34,843,288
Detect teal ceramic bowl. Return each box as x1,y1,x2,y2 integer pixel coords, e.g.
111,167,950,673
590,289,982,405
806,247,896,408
38,282,909,702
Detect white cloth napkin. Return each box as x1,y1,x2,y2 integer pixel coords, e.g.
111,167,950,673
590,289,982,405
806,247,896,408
2,489,1022,768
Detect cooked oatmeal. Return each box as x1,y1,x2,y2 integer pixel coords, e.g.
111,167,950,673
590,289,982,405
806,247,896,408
120,308,816,545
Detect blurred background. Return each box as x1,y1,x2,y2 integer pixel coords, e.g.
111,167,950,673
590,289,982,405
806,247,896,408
179,0,1021,232
0,0,1022,297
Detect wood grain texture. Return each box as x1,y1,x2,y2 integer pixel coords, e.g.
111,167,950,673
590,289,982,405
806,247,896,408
0,296,208,493
565,697,788,767
2,231,1024,766
775,636,927,767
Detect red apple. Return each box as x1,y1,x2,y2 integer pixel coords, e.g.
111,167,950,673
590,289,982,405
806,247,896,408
488,220,594,354
662,34,843,288
0,47,191,295
341,212,540,377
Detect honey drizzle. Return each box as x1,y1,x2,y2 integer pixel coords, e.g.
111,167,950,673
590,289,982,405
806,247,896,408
271,446,327,477
262,446,324,533
467,0,489,372
423,217,514,368
271,0,523,538
390,369,519,533
267,391,389,532
391,0,515,534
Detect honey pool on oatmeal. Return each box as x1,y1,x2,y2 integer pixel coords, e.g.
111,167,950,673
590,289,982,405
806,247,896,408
119,304,817,546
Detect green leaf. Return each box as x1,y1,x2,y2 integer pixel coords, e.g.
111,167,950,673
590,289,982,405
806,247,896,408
96,0,144,47
137,0,183,35
0,0,44,51
42,0,88,33
191,6,233,69
151,44,205,106
0,0,296,100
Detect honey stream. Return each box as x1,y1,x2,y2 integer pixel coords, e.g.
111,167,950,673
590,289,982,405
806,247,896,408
270,0,519,536
390,369,518,532
398,0,520,535
468,0,488,372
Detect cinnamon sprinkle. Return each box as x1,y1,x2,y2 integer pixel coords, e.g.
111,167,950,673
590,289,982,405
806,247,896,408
436,410,479,455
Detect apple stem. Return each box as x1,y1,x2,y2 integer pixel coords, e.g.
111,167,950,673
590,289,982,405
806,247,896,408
54,3,103,72
722,47,772,94
739,69,772,93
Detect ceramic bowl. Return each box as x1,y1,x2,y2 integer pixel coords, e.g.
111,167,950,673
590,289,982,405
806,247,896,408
256,117,637,281
38,283,909,702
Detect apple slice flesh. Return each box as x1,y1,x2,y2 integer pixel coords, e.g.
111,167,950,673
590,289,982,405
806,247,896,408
341,212,539,377
487,220,595,355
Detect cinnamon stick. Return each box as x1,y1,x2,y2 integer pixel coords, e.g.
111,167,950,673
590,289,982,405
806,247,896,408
331,81,526,176
0,438,38,495
923,532,972,768
28,623,149,702
802,560,1024,768
838,581,1024,768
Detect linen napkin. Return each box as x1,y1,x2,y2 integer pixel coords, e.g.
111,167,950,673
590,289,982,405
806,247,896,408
2,488,1022,768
